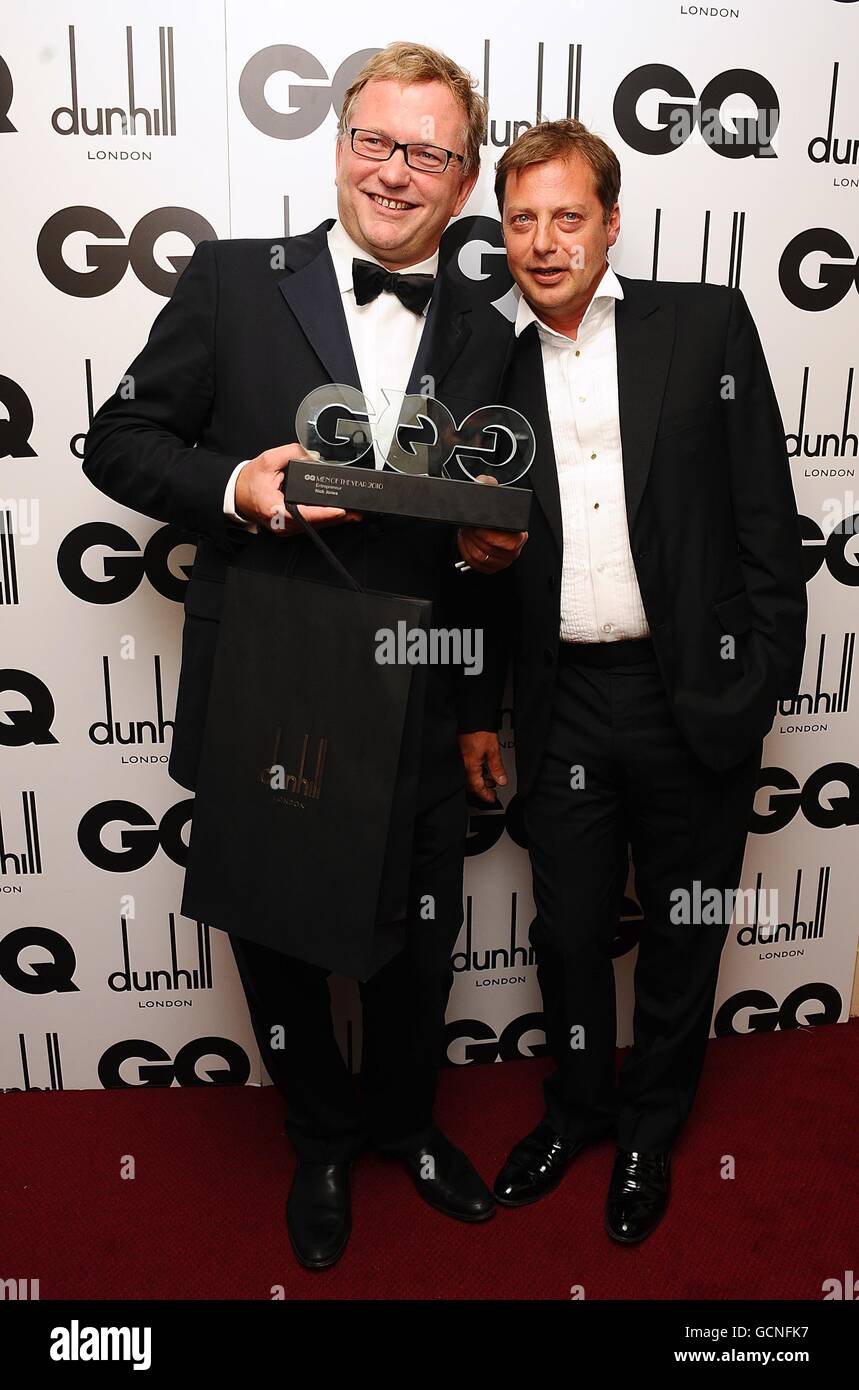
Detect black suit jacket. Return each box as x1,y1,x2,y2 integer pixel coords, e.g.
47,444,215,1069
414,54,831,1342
459,276,807,796
82,220,514,796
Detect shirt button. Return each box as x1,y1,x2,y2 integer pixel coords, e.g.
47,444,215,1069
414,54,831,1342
575,349,581,357
603,623,613,633
597,563,605,573
579,396,586,403
593,502,600,510
590,452,597,460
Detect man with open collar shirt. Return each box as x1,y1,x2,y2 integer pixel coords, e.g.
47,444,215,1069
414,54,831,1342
83,42,525,1270
458,119,806,1244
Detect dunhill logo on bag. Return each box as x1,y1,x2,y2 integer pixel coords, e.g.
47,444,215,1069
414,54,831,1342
261,728,327,804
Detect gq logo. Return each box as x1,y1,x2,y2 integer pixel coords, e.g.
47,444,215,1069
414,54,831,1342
98,1037,250,1087
0,376,36,458
443,1012,547,1065
0,671,57,747
613,64,779,157
466,791,528,857
77,799,193,871
37,206,216,297
714,983,842,1035
801,514,859,586
752,763,859,833
440,215,514,310
57,523,196,603
465,793,507,856
0,54,15,133
779,230,859,311
0,928,79,994
239,45,379,138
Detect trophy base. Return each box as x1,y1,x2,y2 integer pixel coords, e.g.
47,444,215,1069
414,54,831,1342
283,460,531,532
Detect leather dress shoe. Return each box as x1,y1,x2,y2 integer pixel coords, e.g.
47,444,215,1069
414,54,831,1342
494,1119,597,1206
605,1149,671,1244
396,1127,495,1222
286,1161,351,1269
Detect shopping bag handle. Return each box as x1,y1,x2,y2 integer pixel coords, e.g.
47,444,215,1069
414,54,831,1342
284,502,365,594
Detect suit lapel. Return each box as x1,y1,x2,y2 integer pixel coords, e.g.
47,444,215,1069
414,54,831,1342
511,323,563,558
615,277,675,535
407,269,471,395
278,220,362,391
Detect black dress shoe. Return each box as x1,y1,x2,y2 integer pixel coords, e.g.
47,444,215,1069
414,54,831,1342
605,1149,671,1244
286,1161,351,1269
493,1120,597,1207
396,1128,495,1222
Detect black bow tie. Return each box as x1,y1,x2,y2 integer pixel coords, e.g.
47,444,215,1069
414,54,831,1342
352,258,435,315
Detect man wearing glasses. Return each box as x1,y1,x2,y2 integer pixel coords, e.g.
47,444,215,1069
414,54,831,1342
83,42,524,1270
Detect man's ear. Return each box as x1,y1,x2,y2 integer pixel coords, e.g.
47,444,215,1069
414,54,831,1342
452,167,480,218
606,202,621,249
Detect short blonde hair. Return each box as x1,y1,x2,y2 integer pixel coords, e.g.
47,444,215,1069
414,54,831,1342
338,41,487,177
495,119,621,219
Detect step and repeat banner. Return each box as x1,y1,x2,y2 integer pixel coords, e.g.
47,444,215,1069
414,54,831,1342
2,0,857,1091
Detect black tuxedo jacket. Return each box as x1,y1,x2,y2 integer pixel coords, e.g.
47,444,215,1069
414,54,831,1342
82,220,514,797
459,276,807,796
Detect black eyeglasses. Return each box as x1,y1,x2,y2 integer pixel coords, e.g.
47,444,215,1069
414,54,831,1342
349,127,465,174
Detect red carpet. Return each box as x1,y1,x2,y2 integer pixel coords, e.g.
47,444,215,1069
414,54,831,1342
3,1022,857,1300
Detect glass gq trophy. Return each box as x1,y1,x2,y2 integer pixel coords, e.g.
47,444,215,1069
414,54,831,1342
283,385,534,532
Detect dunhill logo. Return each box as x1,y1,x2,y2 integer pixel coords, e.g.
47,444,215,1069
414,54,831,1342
261,729,327,801
108,914,213,994
786,367,857,459
52,25,176,137
0,791,42,877
650,206,746,286
736,867,830,947
778,633,854,717
481,40,582,148
808,63,858,167
0,508,19,605
2,1032,63,1092
70,359,96,459
452,893,536,973
88,655,174,746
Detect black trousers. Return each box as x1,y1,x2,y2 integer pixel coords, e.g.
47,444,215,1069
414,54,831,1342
523,641,762,1153
229,783,467,1163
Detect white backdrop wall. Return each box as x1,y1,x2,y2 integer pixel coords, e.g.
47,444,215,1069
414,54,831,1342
2,0,857,1092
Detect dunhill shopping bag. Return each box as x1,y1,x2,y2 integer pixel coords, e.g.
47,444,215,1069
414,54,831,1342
181,510,430,980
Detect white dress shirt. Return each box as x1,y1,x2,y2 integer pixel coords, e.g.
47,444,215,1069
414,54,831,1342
223,219,438,526
514,263,650,643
